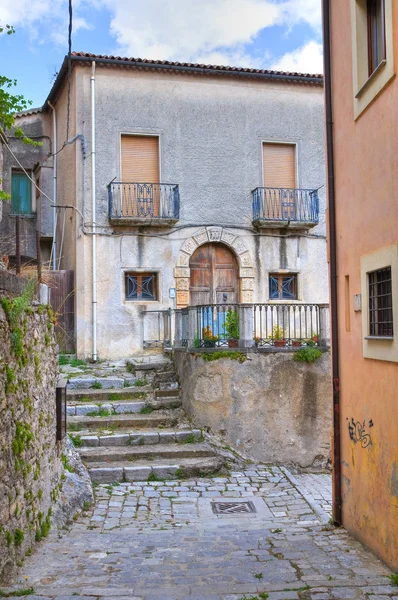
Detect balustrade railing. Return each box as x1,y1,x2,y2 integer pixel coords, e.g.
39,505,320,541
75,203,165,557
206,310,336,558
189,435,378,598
173,303,329,349
252,187,319,225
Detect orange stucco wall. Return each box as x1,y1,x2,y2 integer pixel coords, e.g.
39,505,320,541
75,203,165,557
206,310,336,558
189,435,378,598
329,1,398,569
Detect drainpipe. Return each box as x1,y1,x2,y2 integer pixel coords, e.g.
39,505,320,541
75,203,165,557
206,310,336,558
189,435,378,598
48,101,57,270
91,61,97,362
322,0,342,525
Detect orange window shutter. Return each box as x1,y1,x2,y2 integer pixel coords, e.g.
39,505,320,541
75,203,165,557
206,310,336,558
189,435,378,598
262,143,296,188
121,135,159,183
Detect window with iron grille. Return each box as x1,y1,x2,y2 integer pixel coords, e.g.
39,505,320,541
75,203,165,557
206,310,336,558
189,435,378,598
367,0,386,76
368,267,393,336
269,274,297,300
125,272,158,301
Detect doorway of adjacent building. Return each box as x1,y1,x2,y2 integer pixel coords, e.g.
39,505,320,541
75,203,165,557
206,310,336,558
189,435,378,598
189,243,239,306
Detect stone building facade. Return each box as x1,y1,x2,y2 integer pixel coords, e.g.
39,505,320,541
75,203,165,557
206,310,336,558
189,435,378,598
2,54,328,359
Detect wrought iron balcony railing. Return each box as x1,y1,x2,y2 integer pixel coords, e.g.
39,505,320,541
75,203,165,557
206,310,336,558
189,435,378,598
252,187,319,227
108,182,180,225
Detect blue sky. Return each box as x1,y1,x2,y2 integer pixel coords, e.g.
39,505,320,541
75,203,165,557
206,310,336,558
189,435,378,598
0,0,323,108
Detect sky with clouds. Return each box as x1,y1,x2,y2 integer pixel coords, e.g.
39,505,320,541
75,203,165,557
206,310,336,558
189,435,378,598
0,0,323,107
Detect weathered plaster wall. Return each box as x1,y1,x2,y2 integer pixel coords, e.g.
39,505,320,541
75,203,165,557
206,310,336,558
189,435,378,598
59,65,328,358
330,0,398,571
0,290,92,583
0,111,53,261
174,349,332,470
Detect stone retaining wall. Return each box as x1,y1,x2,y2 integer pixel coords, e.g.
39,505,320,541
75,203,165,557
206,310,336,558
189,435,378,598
0,290,92,584
174,349,332,471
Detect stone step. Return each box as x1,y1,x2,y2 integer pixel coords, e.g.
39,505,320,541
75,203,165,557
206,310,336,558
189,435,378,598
67,396,182,416
78,442,215,463
148,397,182,410
87,456,225,483
75,428,203,447
126,358,173,372
67,413,180,431
66,386,152,401
154,388,180,398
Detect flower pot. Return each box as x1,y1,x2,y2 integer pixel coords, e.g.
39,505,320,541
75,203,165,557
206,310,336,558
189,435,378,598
274,340,287,347
292,341,301,348
228,339,239,348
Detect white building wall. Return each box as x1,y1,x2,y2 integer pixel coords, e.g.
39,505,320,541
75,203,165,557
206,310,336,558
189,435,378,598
68,66,327,359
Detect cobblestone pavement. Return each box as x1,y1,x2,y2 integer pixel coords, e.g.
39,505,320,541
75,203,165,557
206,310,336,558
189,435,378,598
8,467,395,600
290,473,333,519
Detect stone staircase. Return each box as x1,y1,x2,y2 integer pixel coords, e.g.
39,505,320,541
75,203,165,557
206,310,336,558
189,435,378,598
66,356,225,483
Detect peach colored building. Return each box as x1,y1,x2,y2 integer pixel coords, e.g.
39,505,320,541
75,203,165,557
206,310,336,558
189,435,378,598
323,0,398,569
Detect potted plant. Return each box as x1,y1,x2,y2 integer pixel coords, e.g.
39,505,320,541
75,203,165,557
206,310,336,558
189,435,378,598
253,336,261,347
273,324,287,347
292,339,302,348
202,326,219,348
223,309,240,348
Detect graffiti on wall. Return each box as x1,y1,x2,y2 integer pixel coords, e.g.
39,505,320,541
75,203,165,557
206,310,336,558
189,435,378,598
347,418,373,448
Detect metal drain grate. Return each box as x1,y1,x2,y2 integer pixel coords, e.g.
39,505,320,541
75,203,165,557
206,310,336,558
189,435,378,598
212,501,256,515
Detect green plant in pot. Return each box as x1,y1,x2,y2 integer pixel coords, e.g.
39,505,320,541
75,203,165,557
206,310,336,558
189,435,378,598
223,309,240,348
273,324,286,347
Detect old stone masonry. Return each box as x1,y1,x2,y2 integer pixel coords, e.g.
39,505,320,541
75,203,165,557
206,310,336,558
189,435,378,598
3,358,396,600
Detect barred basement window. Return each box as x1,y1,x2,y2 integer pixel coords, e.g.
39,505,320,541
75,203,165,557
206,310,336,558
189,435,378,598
368,266,393,336
269,274,297,300
125,272,158,301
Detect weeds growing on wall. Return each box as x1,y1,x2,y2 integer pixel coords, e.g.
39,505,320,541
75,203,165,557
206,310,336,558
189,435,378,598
200,351,247,364
293,347,322,363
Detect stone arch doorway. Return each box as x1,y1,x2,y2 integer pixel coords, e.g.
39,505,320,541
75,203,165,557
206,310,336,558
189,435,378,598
189,243,239,306
174,227,254,308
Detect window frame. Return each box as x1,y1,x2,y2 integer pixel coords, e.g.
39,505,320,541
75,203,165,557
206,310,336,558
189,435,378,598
368,266,393,337
11,169,34,216
268,273,298,301
351,0,394,119
361,244,398,363
367,0,386,76
124,271,159,302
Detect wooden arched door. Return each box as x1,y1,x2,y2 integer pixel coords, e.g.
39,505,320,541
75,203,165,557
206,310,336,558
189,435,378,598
189,243,239,306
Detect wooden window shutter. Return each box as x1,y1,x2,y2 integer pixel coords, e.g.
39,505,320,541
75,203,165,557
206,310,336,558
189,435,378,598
262,143,296,189
121,135,159,183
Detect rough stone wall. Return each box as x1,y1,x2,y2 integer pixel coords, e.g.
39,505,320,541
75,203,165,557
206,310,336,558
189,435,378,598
0,297,60,583
174,349,332,471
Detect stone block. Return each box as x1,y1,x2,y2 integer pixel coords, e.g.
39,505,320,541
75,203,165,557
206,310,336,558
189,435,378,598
89,467,124,484
152,464,180,479
158,431,176,444
67,406,76,416
176,430,201,443
130,432,159,445
80,435,99,447
75,404,99,416
95,377,124,389
67,378,96,390
99,434,130,446
114,402,145,414
124,466,152,482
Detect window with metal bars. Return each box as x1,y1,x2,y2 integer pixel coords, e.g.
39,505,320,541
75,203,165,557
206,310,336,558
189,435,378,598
125,272,157,301
269,274,297,300
367,0,386,76
368,267,393,336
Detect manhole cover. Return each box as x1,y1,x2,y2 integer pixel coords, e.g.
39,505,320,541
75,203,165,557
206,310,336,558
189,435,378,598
212,501,256,515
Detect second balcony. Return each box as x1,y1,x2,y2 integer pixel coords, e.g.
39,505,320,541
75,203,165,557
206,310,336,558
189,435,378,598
252,187,319,229
108,182,180,226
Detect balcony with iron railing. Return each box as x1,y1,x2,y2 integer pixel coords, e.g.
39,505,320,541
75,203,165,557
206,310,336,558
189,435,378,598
252,187,319,228
108,181,180,226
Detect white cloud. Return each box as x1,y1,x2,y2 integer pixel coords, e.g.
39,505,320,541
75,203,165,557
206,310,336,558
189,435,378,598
0,0,91,43
271,40,323,74
0,0,323,74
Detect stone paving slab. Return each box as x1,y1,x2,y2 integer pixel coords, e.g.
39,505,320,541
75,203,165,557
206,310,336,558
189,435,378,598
7,467,394,600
